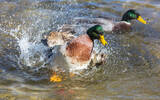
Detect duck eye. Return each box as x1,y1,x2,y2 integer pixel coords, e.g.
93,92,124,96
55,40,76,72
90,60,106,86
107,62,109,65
129,13,136,18
94,30,103,35
100,31,104,34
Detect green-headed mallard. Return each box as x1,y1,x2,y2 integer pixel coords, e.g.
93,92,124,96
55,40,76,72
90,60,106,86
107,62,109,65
75,9,147,33
47,25,108,82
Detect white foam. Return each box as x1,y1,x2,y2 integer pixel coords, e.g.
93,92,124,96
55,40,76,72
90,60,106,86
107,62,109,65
18,37,30,54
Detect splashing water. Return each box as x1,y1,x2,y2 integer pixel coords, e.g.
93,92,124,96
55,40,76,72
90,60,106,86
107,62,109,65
0,0,98,70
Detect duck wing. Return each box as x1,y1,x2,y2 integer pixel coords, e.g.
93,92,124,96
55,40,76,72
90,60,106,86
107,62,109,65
74,17,114,32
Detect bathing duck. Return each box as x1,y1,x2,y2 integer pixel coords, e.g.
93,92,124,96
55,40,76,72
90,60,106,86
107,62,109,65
48,25,108,82
74,9,147,33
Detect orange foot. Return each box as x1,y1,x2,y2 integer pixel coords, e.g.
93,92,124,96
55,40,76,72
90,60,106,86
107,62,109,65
50,72,75,82
50,72,62,82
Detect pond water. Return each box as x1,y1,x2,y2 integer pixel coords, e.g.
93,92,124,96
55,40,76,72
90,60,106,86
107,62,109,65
0,0,160,100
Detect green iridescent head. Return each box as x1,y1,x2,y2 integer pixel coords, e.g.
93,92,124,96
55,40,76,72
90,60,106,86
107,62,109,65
121,9,147,24
87,25,108,46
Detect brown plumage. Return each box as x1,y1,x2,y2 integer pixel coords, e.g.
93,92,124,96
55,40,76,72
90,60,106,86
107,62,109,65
66,34,93,62
112,22,131,33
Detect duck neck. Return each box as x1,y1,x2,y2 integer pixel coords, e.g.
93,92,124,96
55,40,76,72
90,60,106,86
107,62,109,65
121,18,131,23
87,31,97,42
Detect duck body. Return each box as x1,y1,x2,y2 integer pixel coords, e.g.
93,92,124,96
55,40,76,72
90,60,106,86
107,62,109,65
51,34,93,73
46,25,108,75
74,9,146,33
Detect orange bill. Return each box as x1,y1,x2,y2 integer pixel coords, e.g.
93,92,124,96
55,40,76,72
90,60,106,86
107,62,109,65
99,35,108,46
137,16,147,24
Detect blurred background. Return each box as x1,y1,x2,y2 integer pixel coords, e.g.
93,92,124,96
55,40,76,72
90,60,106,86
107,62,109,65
0,0,160,100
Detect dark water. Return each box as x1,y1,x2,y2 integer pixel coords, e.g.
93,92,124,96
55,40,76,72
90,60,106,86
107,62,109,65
0,0,160,100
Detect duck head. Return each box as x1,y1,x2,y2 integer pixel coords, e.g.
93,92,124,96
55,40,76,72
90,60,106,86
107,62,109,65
121,9,147,24
87,25,108,46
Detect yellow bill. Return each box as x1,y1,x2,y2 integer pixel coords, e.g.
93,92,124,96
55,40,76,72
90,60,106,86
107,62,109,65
137,16,147,24
99,35,108,46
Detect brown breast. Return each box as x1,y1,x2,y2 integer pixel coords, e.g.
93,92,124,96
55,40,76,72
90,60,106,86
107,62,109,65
66,34,93,62
113,22,131,33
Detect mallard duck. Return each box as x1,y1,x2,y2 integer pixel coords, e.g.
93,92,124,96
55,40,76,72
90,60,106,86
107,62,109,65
47,25,108,82
74,9,147,33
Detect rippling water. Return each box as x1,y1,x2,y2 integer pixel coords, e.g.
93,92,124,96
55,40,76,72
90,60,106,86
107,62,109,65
0,0,160,100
